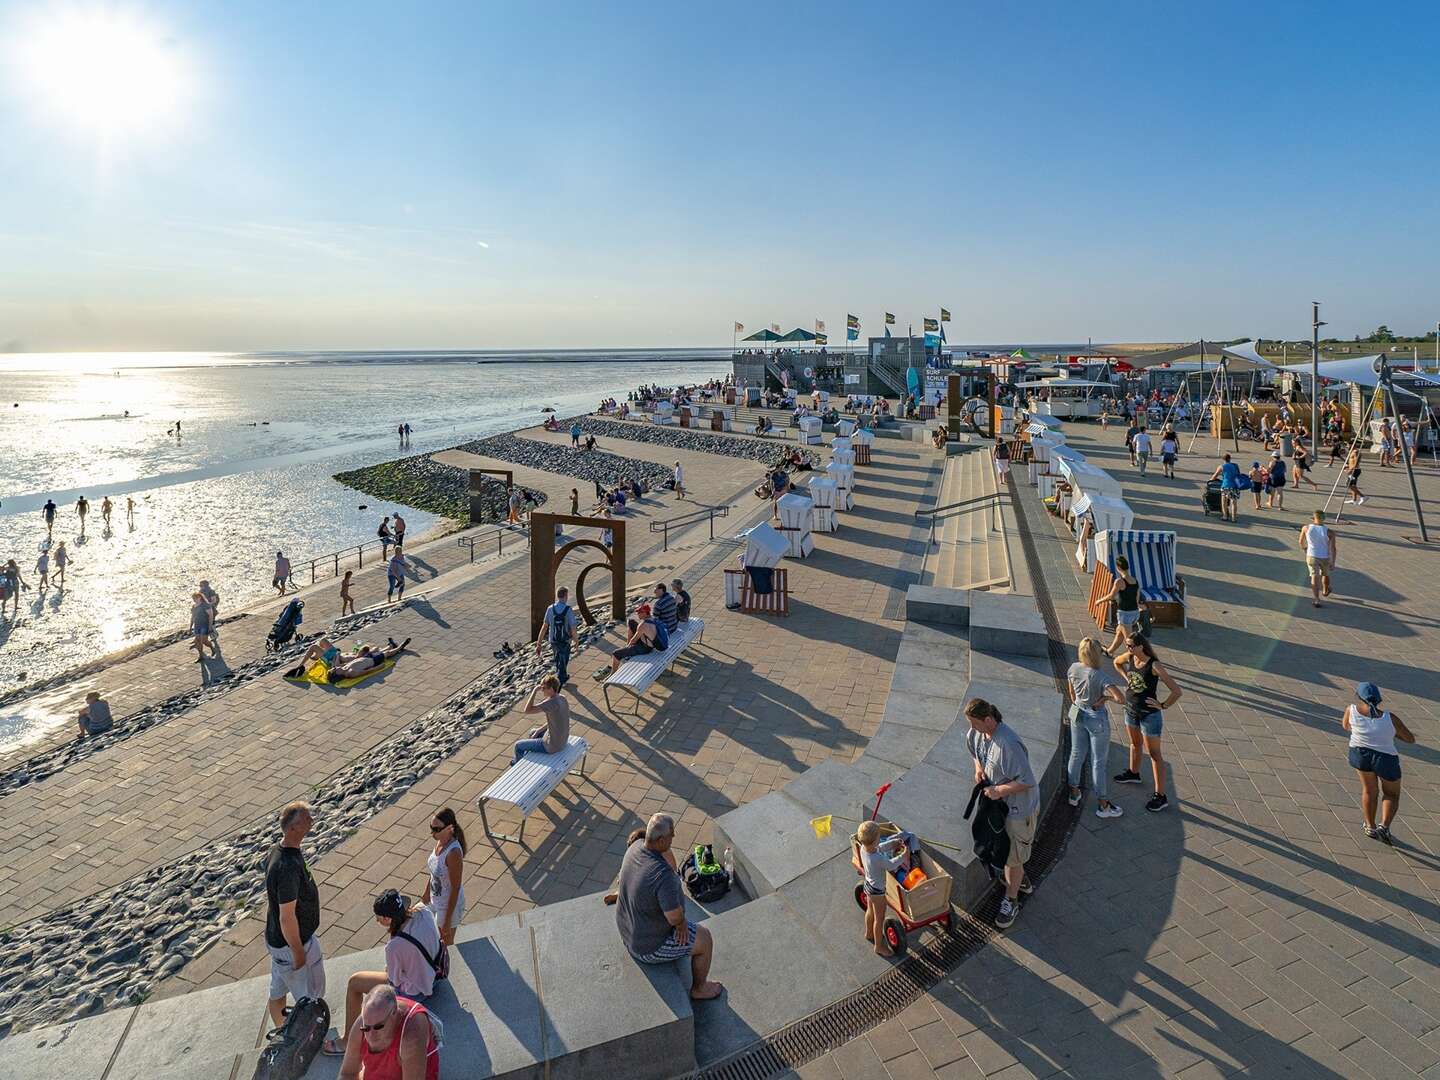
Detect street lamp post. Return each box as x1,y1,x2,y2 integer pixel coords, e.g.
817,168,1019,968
1311,301,1325,445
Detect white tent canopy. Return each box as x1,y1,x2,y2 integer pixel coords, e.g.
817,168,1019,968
1057,458,1123,498
1278,355,1440,399
1120,341,1274,371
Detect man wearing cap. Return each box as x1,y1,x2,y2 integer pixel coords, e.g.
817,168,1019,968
1342,682,1416,845
264,802,326,1028
324,889,443,1058
615,813,723,1000
1266,450,1287,510
607,603,664,674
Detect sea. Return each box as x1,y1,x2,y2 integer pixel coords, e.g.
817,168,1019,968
0,350,732,746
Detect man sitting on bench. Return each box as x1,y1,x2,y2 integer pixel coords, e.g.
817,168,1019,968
515,676,570,763
608,603,668,674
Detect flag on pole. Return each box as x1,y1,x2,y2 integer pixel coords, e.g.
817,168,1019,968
815,319,826,333
770,323,781,334
734,322,744,333
923,318,939,332
884,312,896,325
940,323,947,343
924,333,941,347
847,328,858,341
883,325,892,338
940,308,951,322
847,313,860,329
810,815,832,839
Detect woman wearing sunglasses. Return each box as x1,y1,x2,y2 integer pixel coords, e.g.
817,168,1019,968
421,808,466,947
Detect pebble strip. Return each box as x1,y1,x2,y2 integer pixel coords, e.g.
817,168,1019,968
0,605,405,800
574,415,797,464
0,609,626,1036
455,430,671,490
334,456,545,522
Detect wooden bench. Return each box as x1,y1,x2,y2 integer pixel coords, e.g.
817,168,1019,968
477,735,589,844
602,618,706,712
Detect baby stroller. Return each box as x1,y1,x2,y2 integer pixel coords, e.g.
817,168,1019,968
268,599,304,651
1202,479,1224,516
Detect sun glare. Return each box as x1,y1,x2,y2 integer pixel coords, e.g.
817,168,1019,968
15,7,190,139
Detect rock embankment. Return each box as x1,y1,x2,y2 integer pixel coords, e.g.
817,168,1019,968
456,430,671,489
0,608,631,1035
334,455,544,521
575,416,791,464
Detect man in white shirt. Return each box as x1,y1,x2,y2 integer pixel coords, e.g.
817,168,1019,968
1133,428,1153,476
673,462,685,499
1299,510,1337,608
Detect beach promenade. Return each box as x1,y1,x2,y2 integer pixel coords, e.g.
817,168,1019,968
799,423,1440,1080
3,412,1437,1078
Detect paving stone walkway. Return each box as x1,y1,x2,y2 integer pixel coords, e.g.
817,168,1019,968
798,425,1440,1079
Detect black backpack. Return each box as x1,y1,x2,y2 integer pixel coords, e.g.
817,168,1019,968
252,996,329,1080
681,844,731,903
963,779,1011,881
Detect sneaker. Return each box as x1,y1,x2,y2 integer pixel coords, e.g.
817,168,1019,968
1364,824,1381,841
1018,876,1034,896
1114,770,1143,785
1376,825,1394,846
1146,793,1170,813
1067,790,1082,807
1096,803,1124,819
995,897,1019,929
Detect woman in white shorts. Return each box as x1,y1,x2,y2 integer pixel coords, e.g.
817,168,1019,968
423,807,467,944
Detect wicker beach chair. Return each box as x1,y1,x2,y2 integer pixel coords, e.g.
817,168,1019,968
1086,529,1186,630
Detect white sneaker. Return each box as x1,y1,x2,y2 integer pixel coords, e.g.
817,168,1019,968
1359,497,1367,505
1096,803,1124,819
1067,790,1082,807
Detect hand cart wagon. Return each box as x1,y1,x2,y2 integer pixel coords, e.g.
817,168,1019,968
849,818,953,957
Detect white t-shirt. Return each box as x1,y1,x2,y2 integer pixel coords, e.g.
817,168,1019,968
1347,705,1398,756
1134,432,1152,453
673,465,683,483
1303,524,1331,559
385,904,442,999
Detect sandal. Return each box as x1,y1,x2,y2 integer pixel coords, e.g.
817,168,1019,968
321,1037,345,1057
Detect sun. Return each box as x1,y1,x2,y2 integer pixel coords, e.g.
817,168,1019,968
14,7,190,139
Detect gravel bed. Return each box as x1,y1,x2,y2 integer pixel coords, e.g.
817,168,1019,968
455,430,671,490
334,455,544,521
574,416,793,464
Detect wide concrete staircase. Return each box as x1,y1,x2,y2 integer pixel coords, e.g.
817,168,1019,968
923,447,1013,592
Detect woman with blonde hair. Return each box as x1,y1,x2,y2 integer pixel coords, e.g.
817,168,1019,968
1066,637,1125,818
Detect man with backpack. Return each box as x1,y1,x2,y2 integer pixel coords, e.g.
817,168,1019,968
536,585,579,686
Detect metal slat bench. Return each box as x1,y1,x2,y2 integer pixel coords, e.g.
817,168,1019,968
477,735,589,844
602,618,705,713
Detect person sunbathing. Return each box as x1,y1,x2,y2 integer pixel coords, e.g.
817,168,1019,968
286,637,410,680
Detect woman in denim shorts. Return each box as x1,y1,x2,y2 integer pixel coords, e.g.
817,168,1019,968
1343,682,1416,845
1113,633,1182,813
1103,555,1143,658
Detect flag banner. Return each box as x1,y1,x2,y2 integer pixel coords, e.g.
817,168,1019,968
940,308,951,322
734,322,744,332
771,323,781,333
883,325,892,338
884,312,896,324
923,318,939,332
940,323,947,343
815,319,826,333
847,313,860,329
924,332,941,347
847,328,858,341
815,332,828,345
810,815,832,839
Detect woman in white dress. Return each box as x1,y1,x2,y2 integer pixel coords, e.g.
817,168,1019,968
422,807,467,945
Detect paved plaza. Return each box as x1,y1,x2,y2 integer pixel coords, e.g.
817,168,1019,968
798,424,1440,1080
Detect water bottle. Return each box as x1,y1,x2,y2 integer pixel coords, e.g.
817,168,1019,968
722,847,734,879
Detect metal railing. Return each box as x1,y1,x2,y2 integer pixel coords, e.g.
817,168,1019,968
296,537,392,585
917,493,1001,546
649,504,730,551
456,523,524,563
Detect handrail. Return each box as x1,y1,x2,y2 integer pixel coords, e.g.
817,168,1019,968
918,492,1000,547
456,522,525,564
649,504,730,551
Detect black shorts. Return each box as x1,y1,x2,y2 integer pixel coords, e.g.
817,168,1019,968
1349,469,1362,483
614,642,655,662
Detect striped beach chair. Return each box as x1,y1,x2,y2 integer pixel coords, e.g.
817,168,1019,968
1086,529,1186,630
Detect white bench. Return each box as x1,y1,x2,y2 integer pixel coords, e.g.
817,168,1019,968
602,618,706,713
477,735,589,844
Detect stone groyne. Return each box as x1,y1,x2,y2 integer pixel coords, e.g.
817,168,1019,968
334,454,544,521
455,430,671,489
576,416,793,464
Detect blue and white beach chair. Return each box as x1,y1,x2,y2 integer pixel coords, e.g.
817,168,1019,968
1088,529,1186,629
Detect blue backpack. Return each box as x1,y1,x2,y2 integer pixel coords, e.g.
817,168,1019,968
650,618,669,650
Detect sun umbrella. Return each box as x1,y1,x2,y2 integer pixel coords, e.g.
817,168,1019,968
743,329,784,342
541,407,556,413
778,328,817,343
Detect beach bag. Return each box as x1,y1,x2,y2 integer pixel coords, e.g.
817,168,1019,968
251,996,329,1080
681,844,731,903
963,779,1010,881
397,930,450,982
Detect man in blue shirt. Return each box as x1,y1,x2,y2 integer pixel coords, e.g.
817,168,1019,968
1210,453,1243,523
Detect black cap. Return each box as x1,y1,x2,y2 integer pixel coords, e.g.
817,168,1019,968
373,889,410,921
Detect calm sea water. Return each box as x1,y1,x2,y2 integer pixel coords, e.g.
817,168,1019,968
0,351,731,718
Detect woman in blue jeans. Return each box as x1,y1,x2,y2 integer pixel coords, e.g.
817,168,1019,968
1066,637,1126,819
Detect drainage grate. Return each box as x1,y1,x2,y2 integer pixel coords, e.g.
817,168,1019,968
685,474,1081,1080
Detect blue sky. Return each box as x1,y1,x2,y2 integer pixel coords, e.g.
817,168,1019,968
1,0,1438,351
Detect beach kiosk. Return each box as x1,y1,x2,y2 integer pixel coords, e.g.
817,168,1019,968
852,427,874,465
776,492,816,558
826,460,855,511
806,475,838,532
798,415,823,445
725,522,792,615
652,400,676,425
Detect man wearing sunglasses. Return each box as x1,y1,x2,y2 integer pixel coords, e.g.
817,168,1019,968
338,983,441,1080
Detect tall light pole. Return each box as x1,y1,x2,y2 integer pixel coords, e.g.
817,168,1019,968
1311,301,1326,444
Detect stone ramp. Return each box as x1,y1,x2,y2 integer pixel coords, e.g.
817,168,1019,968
2,892,696,1080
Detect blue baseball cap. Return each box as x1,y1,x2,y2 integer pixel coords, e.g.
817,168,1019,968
1356,682,1382,705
